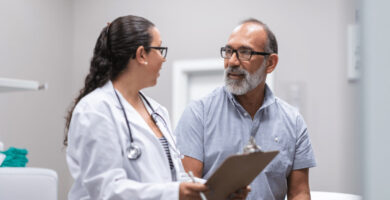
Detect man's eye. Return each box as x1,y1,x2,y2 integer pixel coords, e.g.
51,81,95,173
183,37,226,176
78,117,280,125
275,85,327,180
225,48,233,53
239,49,251,54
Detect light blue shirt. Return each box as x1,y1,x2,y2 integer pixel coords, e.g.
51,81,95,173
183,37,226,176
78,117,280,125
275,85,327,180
175,85,316,200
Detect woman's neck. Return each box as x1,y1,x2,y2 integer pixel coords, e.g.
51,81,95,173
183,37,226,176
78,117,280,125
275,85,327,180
112,73,143,106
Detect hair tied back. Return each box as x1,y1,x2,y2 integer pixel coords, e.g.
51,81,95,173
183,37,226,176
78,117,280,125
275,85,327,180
106,22,111,35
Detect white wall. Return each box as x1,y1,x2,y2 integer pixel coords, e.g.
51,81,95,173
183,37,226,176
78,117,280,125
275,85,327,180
0,0,359,200
72,0,360,195
0,0,73,199
361,0,390,199
273,0,361,194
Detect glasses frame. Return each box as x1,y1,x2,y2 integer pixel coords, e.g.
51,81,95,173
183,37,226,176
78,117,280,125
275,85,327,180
145,46,168,59
220,46,271,61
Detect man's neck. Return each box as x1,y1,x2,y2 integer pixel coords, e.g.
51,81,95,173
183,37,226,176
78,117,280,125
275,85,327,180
235,83,266,119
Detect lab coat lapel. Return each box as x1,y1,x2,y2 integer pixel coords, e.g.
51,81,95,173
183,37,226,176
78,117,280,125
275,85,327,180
138,93,177,152
156,119,177,152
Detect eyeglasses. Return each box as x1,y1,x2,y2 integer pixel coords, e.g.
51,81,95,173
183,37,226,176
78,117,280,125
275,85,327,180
220,46,270,61
146,46,168,59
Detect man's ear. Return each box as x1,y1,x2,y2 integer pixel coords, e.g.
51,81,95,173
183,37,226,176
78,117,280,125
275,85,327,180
266,54,278,74
135,46,147,65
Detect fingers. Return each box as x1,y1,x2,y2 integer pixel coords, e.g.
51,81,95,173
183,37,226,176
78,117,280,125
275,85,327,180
179,182,209,200
228,186,251,200
228,193,245,200
231,194,246,200
189,183,208,192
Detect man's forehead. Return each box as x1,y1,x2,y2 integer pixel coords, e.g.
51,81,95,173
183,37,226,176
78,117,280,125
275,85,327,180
232,22,264,34
228,23,267,49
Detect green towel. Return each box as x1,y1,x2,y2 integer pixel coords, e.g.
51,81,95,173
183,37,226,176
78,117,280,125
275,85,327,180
1,147,28,156
0,147,29,167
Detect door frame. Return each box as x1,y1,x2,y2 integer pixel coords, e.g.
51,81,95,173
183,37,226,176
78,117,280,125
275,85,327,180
172,58,274,127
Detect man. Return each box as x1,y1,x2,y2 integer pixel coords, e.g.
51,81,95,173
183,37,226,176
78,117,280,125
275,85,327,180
175,19,316,200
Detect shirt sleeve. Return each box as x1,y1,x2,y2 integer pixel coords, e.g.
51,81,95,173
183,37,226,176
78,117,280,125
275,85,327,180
67,103,180,200
175,101,205,162
292,113,317,170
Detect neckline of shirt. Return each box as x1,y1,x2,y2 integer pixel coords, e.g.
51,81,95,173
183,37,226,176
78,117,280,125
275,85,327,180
224,84,276,114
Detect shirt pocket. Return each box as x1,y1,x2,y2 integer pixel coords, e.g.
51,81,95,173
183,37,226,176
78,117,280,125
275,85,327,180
263,156,288,178
260,134,294,178
262,154,290,199
262,142,294,180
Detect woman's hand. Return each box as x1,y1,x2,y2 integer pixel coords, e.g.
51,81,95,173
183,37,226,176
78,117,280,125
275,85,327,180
179,182,208,200
227,186,251,200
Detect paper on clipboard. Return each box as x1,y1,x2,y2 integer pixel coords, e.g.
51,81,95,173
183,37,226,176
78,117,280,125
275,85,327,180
204,150,279,200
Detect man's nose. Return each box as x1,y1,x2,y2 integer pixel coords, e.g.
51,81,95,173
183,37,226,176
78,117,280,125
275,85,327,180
228,52,241,66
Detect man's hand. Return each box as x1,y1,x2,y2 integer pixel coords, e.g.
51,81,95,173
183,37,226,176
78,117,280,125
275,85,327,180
227,186,251,200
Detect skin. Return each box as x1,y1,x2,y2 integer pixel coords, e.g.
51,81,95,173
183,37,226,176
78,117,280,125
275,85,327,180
182,22,311,200
113,26,166,138
113,27,208,200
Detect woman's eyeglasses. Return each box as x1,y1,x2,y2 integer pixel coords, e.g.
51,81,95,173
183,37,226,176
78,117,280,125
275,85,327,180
146,46,168,59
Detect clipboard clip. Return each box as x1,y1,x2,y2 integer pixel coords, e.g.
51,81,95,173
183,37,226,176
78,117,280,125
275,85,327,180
242,136,262,154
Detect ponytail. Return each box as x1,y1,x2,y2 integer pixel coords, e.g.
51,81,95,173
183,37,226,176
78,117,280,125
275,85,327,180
63,26,112,145
64,15,155,146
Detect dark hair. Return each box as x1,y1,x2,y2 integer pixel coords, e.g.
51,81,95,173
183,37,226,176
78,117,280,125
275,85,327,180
240,18,278,54
64,15,155,145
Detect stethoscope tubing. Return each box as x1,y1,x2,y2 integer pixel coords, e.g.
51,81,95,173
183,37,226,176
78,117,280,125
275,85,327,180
113,86,181,160
114,87,135,143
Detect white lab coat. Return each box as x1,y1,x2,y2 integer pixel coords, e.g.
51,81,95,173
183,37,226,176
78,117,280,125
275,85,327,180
66,81,184,200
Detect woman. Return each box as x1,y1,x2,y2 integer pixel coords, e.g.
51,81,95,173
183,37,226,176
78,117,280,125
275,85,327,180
64,15,208,200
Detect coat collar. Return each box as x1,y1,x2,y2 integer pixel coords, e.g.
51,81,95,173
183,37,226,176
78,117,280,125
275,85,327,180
102,80,162,112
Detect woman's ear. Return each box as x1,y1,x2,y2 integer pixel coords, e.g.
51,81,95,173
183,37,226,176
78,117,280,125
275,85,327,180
266,54,278,74
135,46,148,65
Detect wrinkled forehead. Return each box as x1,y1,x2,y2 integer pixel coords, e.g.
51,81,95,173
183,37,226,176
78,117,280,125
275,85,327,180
227,23,267,50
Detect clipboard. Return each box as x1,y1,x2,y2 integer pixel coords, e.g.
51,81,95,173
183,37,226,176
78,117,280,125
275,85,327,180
204,150,279,200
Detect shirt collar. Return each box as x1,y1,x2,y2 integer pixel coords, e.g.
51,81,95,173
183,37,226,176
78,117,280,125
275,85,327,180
224,83,276,111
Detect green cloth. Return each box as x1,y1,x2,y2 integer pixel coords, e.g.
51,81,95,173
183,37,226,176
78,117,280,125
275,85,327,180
0,147,29,167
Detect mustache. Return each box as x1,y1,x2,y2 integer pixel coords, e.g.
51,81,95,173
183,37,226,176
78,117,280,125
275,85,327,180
225,66,248,75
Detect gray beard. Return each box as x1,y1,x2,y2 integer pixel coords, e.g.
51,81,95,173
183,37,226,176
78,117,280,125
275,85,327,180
224,61,266,95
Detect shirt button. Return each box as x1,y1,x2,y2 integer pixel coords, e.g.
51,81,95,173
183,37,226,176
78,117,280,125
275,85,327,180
244,113,249,117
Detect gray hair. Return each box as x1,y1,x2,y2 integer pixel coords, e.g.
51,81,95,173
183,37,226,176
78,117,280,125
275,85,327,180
240,18,278,54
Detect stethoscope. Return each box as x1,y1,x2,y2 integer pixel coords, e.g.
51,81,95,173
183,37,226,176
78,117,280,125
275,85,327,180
113,86,182,160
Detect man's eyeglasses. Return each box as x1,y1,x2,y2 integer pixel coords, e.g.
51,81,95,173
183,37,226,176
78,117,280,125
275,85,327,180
146,46,168,59
220,46,270,61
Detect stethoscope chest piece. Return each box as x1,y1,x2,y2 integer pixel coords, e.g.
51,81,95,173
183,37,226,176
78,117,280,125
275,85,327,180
114,86,178,161
127,144,142,160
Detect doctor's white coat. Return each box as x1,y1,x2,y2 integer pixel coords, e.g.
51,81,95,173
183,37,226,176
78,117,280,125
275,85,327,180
66,81,184,200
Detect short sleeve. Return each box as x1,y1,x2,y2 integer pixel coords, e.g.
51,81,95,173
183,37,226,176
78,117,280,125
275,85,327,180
175,101,204,162
292,114,317,170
